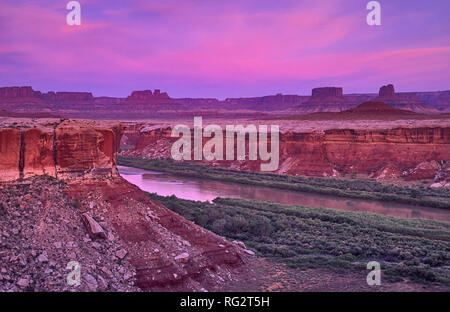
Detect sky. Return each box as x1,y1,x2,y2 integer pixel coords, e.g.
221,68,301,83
0,0,449,99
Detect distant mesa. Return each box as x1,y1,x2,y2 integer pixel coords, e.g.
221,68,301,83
153,89,168,98
128,90,153,100
0,86,36,98
127,89,169,101
0,86,95,113
311,87,343,98
375,84,438,114
0,86,93,102
379,84,396,97
0,109,61,118
0,84,448,117
41,91,94,102
299,87,350,113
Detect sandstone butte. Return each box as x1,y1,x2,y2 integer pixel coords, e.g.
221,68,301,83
0,119,246,291
0,85,449,117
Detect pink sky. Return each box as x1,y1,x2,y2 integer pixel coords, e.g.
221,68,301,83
0,0,449,98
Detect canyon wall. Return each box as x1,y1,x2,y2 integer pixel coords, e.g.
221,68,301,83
0,120,123,182
121,124,450,184
375,84,439,114
279,127,450,180
0,128,22,181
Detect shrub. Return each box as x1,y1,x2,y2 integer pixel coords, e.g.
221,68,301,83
211,218,227,234
227,215,249,233
146,192,450,286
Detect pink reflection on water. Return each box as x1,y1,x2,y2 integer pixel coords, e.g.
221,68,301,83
118,166,450,223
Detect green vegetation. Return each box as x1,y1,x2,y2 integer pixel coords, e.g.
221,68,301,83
118,156,450,209
146,193,450,285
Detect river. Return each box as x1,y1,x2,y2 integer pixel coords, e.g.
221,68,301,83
118,165,450,222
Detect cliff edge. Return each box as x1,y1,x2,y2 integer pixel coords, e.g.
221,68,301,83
0,119,247,291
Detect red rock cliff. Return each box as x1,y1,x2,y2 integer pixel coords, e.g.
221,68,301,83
0,128,22,181
121,124,450,182
279,127,450,179
0,119,246,291
0,120,123,182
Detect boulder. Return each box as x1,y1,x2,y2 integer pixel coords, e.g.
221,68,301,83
232,240,246,249
115,249,128,260
16,278,30,289
174,252,189,262
81,213,107,239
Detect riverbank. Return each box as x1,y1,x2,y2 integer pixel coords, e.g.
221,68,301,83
117,157,450,210
146,193,450,287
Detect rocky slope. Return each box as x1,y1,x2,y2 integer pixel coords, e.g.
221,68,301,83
0,119,248,291
0,177,139,292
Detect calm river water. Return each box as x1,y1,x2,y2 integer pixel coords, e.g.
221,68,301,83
118,166,450,222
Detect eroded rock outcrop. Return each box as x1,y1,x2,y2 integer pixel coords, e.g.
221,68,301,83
127,90,154,101
121,123,450,183
312,87,344,98
376,84,439,114
299,87,354,113
0,86,37,99
127,89,170,101
0,128,21,181
0,120,122,182
125,89,171,106
0,119,246,291
22,128,56,179
379,84,396,97
279,127,450,179
2,85,448,118
55,121,122,179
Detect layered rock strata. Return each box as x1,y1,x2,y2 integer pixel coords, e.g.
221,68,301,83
0,119,245,291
